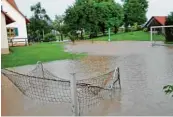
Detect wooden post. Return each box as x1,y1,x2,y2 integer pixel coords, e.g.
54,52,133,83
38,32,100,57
70,73,79,116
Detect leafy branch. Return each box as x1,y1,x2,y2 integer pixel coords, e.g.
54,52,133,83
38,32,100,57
163,85,173,97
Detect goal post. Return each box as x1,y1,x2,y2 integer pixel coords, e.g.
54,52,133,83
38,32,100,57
150,25,173,46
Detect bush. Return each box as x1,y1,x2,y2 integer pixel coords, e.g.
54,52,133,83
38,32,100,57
114,27,119,34
131,23,142,31
67,32,76,44
43,33,56,42
143,28,148,32
89,32,97,38
165,12,173,42
131,23,138,31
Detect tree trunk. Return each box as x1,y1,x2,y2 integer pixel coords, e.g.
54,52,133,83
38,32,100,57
114,26,118,34
80,29,84,40
125,23,129,32
60,33,63,41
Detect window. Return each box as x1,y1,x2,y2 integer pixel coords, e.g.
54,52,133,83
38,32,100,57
7,28,19,37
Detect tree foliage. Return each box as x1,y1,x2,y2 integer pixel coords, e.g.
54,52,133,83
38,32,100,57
27,2,52,42
64,0,124,38
165,12,173,42
43,33,56,42
52,15,70,41
123,0,148,31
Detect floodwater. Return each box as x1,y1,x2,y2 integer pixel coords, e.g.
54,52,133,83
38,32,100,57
2,41,173,116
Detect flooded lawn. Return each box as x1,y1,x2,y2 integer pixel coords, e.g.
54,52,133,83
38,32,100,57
2,41,173,116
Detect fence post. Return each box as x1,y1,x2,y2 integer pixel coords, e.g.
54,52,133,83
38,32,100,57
70,73,79,116
25,38,27,46
117,67,121,89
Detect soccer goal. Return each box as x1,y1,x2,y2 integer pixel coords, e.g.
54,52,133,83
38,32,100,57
150,25,173,46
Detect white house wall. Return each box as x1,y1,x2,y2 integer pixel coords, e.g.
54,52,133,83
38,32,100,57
2,0,28,43
1,13,9,54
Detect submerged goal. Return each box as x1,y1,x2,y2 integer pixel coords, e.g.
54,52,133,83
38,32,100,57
1,62,121,116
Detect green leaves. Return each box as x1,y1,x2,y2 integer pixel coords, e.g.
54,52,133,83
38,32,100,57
123,0,148,31
27,2,52,42
163,85,173,97
64,0,124,38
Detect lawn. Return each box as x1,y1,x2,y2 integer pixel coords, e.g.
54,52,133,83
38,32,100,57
93,31,165,41
2,42,85,68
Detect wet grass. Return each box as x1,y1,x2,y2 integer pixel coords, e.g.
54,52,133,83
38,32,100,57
93,31,165,41
2,42,86,68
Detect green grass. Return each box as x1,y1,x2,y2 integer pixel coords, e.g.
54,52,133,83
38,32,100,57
93,31,165,41
2,42,86,68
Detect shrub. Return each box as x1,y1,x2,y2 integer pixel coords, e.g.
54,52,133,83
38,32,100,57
131,23,142,31
67,32,76,44
137,25,142,31
89,32,97,38
114,27,119,34
143,28,148,32
131,23,138,31
43,33,56,42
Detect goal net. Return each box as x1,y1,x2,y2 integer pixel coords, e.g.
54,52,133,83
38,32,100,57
1,61,121,116
150,25,173,46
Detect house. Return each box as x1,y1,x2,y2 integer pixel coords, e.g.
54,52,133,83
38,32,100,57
144,16,166,34
1,0,30,48
1,10,15,54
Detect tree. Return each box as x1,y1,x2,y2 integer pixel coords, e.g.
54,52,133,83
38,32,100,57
53,15,66,41
165,12,173,42
95,2,123,35
30,2,50,21
123,0,148,32
27,2,52,42
64,1,99,39
64,0,123,38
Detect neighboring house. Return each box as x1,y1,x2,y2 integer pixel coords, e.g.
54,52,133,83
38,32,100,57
1,10,15,54
144,16,166,34
1,0,30,46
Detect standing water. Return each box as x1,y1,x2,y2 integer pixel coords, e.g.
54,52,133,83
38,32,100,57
2,41,173,116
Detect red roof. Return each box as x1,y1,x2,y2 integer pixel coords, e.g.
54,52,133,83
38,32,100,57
153,16,166,25
2,10,15,24
7,0,30,23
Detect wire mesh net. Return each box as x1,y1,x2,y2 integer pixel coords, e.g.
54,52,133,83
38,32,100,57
1,62,71,103
1,61,120,115
76,68,120,115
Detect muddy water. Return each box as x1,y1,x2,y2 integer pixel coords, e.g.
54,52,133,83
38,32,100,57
67,41,173,116
2,41,173,116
